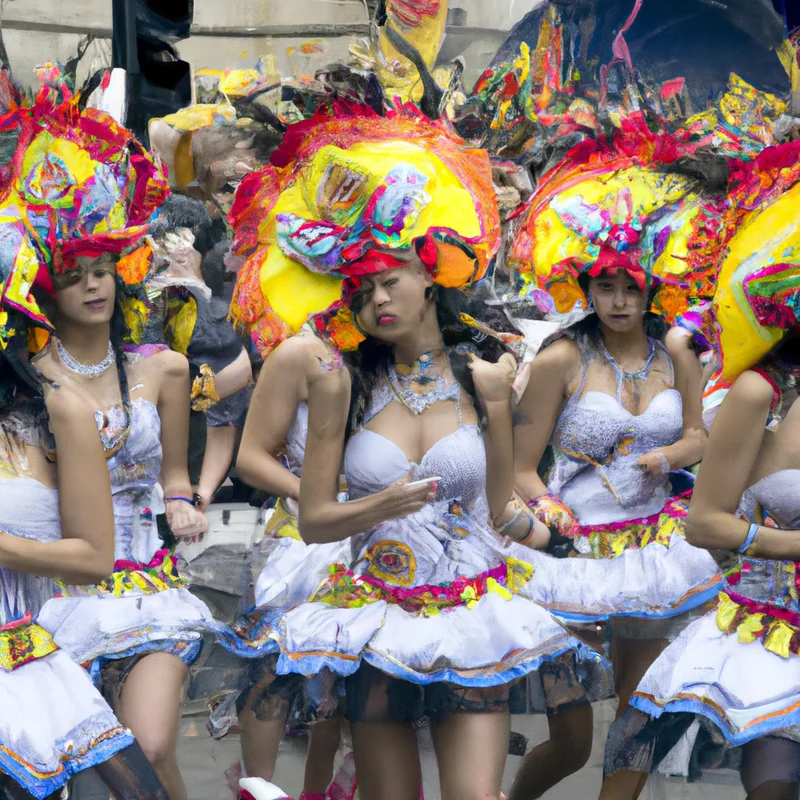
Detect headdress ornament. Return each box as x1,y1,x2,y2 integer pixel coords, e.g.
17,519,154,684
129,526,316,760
229,101,500,354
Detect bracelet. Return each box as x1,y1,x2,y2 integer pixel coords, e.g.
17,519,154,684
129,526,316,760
739,523,760,554
166,495,196,506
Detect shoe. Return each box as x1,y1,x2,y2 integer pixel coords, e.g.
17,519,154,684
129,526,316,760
238,777,293,800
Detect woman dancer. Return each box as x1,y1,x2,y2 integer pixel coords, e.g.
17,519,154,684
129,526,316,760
223,104,613,800
603,141,800,800
0,359,171,799
506,124,722,798
0,92,221,799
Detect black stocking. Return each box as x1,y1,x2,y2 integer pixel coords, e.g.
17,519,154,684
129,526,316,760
93,742,170,799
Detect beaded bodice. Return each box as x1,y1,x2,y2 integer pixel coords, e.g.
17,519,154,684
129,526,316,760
733,469,800,612
344,380,487,512
103,398,163,562
548,333,683,525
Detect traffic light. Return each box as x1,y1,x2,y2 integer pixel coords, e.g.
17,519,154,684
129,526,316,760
112,0,193,143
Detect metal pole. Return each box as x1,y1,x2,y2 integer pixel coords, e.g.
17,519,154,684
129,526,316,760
112,0,141,133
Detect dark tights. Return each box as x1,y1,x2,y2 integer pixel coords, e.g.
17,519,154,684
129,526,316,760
0,742,169,800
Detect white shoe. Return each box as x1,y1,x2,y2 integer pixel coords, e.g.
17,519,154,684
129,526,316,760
238,777,292,800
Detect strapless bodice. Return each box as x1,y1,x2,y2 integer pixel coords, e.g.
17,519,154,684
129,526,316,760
284,402,308,477
103,397,163,562
549,388,683,525
734,469,800,612
0,477,60,624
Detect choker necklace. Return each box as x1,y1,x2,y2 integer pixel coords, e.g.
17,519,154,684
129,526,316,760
57,339,115,377
388,349,461,415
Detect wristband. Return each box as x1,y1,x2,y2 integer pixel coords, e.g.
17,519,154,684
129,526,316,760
739,523,759,555
166,495,196,506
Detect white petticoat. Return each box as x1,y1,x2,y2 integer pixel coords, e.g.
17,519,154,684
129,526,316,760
37,586,221,668
630,609,800,750
0,648,132,798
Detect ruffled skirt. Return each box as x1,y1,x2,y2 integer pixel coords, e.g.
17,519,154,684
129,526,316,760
605,595,800,782
0,615,133,798
516,495,722,626
36,550,222,673
218,501,614,719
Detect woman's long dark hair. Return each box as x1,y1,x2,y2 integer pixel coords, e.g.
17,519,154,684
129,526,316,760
344,281,521,435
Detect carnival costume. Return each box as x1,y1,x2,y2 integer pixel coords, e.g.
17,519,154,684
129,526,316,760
0,90,220,696
217,104,613,722
506,116,724,627
605,139,800,784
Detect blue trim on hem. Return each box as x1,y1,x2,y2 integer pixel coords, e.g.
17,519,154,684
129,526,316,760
629,692,800,747
87,638,202,685
0,730,134,800
273,637,612,689
550,576,723,624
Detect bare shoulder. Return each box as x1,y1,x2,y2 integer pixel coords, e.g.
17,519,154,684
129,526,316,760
528,337,581,382
136,348,189,381
728,369,777,409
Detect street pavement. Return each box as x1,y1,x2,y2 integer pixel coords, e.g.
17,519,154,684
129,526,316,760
178,700,745,799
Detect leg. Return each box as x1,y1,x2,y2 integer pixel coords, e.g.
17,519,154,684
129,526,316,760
742,737,800,800
432,711,510,800
115,652,189,800
346,665,422,800
351,722,421,800
238,674,290,780
508,704,593,800
302,716,344,795
93,741,170,799
598,636,669,800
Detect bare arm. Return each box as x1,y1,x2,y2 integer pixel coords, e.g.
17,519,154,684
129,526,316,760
684,370,800,558
236,338,309,501
641,329,707,472
154,350,207,537
0,389,115,584
298,362,433,544
514,340,577,502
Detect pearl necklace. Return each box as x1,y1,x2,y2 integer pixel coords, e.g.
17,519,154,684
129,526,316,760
57,339,115,377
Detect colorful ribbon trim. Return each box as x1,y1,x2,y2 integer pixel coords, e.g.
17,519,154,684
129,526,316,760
567,492,691,558
0,612,58,672
56,549,186,598
716,589,800,659
310,557,534,616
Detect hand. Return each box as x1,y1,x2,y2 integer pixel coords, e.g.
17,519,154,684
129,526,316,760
373,472,437,522
467,352,517,403
638,452,670,476
166,499,208,543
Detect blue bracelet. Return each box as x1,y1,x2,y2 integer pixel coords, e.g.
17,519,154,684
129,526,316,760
166,495,195,506
739,523,760,554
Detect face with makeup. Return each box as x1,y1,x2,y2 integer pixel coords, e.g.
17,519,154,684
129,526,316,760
53,253,117,326
588,269,647,334
350,250,436,346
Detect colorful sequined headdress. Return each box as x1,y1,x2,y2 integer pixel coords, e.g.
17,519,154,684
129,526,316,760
0,89,169,350
507,111,733,324
229,102,500,354
702,140,800,416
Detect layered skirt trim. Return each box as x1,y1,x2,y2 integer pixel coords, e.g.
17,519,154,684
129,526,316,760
36,550,222,670
606,603,800,779
220,502,615,707
0,616,133,799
